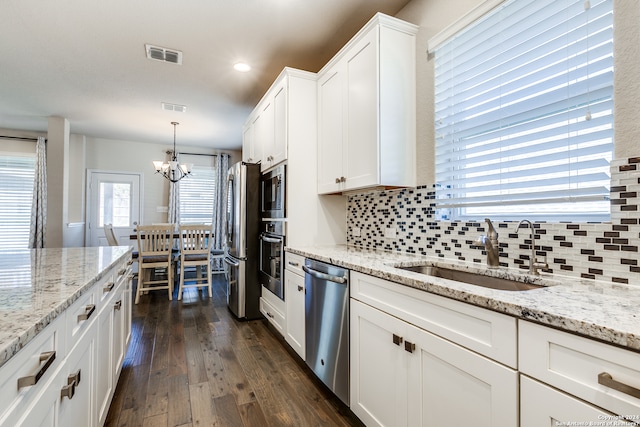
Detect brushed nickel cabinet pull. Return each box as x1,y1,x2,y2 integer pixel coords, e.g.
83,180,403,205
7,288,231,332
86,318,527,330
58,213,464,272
60,382,75,400
288,261,299,267
114,300,122,311
118,268,126,276
393,334,403,346
335,177,341,184
103,282,115,293
404,341,416,353
340,176,346,182
77,304,96,322
297,285,303,292
17,351,56,389
68,369,81,387
598,372,640,399
266,311,274,318
127,259,133,266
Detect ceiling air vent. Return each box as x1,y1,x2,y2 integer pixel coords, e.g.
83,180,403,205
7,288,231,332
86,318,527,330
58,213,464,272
145,44,183,65
162,102,187,113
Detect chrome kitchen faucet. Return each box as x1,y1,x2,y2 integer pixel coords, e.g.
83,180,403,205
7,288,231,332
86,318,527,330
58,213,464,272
514,219,548,275
474,218,500,268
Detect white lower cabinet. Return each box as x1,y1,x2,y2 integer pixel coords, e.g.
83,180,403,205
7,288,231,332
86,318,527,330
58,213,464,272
58,321,95,427
519,320,640,424
0,254,132,427
350,299,517,427
520,376,612,426
284,264,305,358
260,285,286,336
283,252,305,358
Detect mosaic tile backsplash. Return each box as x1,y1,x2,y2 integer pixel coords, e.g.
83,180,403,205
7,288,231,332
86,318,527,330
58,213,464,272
347,157,640,286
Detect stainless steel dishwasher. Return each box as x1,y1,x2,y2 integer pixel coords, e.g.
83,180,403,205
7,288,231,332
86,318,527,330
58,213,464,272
303,258,350,405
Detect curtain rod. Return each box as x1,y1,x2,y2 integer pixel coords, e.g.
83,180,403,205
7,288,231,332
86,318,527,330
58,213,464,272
0,135,47,143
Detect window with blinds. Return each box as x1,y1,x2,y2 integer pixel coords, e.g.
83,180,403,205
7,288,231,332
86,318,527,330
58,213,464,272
0,154,36,248
179,164,216,224
433,0,613,221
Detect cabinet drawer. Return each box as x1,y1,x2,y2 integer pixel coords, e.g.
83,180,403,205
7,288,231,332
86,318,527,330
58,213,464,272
284,252,305,276
66,286,98,349
0,314,64,424
260,297,285,336
114,257,132,286
351,271,517,367
519,320,640,417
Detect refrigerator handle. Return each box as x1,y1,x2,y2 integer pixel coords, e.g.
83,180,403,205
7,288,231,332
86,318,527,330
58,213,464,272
302,265,347,284
224,256,240,267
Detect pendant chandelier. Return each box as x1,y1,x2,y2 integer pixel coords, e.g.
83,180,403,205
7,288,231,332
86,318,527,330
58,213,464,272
153,121,193,183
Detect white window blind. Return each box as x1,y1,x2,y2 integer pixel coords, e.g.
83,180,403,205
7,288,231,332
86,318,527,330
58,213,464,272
0,154,36,248
179,164,216,224
434,0,613,221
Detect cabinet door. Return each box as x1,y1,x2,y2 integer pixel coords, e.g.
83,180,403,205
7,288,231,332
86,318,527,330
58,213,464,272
242,122,257,163
58,328,95,427
112,289,126,380
258,100,275,171
95,297,114,426
317,64,345,194
271,79,288,167
406,321,518,427
350,300,408,427
284,272,305,358
344,27,378,191
521,376,612,426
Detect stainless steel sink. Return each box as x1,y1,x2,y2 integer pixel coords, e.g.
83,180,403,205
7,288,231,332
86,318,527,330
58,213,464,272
397,265,544,291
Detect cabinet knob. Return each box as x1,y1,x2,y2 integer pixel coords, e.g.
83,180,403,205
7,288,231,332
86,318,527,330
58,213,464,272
335,177,341,184
297,285,303,292
392,334,403,346
340,176,346,182
60,382,76,400
114,300,122,311
404,341,416,353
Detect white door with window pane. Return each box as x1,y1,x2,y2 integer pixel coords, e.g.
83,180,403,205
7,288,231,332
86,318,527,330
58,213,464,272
86,171,142,247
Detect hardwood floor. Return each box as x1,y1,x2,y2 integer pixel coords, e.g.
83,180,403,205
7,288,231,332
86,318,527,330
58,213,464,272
105,275,363,427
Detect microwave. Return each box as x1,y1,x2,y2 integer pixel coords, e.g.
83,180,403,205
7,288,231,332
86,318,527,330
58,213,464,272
260,165,285,219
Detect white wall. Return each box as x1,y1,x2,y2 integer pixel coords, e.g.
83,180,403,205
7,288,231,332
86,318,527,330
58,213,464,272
84,136,241,226
396,0,640,185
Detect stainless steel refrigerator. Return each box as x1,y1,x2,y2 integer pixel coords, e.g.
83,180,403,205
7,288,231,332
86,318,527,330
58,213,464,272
224,161,261,319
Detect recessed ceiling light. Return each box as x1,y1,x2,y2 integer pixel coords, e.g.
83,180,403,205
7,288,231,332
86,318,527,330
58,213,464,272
234,62,251,72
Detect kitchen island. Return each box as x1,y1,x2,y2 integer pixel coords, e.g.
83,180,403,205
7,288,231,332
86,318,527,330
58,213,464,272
0,246,132,427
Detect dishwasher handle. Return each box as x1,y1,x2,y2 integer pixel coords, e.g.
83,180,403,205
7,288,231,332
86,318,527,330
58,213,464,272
303,265,347,284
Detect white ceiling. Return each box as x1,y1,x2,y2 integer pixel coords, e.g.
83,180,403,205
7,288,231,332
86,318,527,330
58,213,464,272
0,0,411,150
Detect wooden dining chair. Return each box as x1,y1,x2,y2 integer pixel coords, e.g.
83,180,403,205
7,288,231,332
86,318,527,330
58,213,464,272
104,223,119,246
178,224,213,300
136,224,175,304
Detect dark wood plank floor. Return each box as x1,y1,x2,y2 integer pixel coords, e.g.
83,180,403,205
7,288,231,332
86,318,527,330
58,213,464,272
105,275,363,427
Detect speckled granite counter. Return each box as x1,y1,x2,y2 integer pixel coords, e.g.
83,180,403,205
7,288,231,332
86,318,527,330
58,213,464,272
0,246,132,369
287,245,640,352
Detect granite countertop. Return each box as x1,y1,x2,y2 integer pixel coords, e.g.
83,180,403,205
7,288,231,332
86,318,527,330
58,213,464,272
287,245,640,352
0,246,132,369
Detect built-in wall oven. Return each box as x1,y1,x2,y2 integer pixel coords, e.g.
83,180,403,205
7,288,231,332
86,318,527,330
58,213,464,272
258,220,285,300
260,165,285,219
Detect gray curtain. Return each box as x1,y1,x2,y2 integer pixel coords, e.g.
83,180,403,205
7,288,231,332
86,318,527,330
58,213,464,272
29,137,47,249
211,153,230,269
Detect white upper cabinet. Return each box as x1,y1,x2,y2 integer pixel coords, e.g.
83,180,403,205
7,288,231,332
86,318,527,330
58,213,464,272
242,115,260,164
317,13,418,194
242,69,309,172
